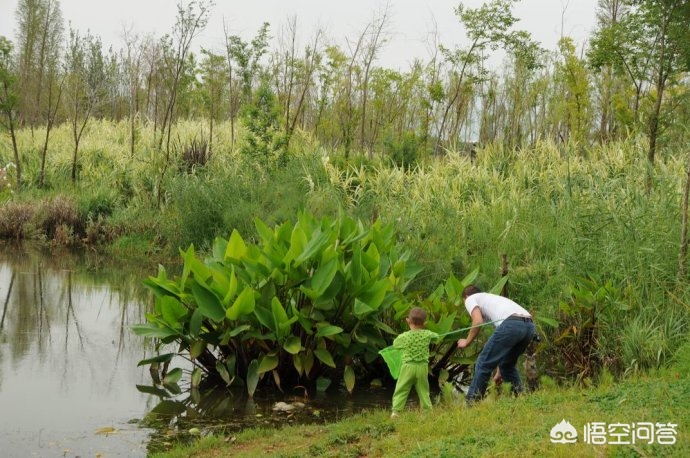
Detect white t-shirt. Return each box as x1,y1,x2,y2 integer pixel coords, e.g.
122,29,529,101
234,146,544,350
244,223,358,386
464,292,531,327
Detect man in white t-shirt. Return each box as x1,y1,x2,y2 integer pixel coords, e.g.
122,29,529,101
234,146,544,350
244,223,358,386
457,284,536,405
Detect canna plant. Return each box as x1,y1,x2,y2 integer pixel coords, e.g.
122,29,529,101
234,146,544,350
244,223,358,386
133,210,424,397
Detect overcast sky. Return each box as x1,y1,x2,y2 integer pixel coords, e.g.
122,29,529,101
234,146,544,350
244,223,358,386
0,0,599,69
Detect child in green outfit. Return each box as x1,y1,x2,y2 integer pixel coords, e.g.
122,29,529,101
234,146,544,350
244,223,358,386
390,307,439,417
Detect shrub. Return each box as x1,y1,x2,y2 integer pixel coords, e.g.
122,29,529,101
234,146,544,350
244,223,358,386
0,200,34,239
134,210,426,398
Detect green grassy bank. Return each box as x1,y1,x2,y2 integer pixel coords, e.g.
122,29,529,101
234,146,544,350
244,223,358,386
151,368,689,458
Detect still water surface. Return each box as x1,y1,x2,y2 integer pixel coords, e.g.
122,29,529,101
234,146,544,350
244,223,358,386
0,243,393,457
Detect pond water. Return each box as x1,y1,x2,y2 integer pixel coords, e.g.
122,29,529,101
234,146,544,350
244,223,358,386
0,243,395,457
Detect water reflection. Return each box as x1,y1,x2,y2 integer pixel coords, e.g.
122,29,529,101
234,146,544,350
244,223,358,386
0,242,156,457
0,243,396,457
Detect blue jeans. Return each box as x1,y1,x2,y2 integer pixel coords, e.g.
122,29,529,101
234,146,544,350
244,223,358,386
466,317,536,404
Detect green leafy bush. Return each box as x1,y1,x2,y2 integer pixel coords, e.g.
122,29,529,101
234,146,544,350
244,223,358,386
134,210,425,396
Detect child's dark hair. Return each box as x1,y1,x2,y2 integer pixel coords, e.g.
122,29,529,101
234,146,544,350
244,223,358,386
407,306,427,325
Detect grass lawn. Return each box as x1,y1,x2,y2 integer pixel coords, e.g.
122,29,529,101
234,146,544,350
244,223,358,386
150,368,689,457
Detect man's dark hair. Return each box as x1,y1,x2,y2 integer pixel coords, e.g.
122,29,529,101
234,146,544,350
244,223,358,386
407,306,427,325
462,284,481,299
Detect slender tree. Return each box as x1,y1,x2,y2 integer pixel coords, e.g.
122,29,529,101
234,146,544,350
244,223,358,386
437,0,537,152
63,28,106,182
198,48,228,155
15,0,63,132
0,36,22,192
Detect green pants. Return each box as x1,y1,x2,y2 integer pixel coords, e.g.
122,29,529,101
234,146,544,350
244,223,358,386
391,361,432,413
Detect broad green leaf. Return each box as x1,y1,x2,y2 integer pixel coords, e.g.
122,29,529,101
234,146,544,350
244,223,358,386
130,323,178,339
392,259,406,277
461,268,479,288
312,272,344,309
303,350,314,375
225,229,247,260
162,367,183,384
190,340,205,359
211,237,228,261
136,353,175,367
283,336,302,354
143,275,181,300
347,245,362,284
189,256,212,284
191,367,202,389
314,348,336,368
160,296,187,328
136,384,170,398
444,273,463,303
295,228,330,265
489,276,509,295
163,381,181,395
309,257,338,295
315,324,344,337
344,365,355,394
254,305,275,330
353,327,369,343
316,377,331,392
272,369,282,391
357,278,390,310
293,353,304,376
229,324,251,337
216,361,232,386
254,217,275,244
150,400,186,416
180,245,194,287
192,282,225,322
258,354,279,373
247,360,259,398
536,316,559,328
362,244,380,273
222,267,238,306
283,224,308,267
226,286,256,320
353,298,374,317
189,308,204,338
271,297,289,338
373,321,397,335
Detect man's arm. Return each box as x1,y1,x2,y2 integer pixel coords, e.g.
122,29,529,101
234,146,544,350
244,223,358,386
457,307,484,349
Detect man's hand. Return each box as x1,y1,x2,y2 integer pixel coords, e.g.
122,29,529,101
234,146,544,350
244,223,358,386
457,338,470,349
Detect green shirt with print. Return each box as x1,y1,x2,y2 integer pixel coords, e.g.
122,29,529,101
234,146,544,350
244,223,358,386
392,329,439,363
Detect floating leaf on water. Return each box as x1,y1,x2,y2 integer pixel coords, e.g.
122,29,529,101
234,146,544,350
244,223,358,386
188,427,201,435
95,426,117,435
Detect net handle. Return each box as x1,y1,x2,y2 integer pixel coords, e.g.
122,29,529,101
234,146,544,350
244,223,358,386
435,319,503,338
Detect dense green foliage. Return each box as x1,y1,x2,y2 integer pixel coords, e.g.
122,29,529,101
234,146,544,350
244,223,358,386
133,211,429,395
1,0,689,404
1,120,689,388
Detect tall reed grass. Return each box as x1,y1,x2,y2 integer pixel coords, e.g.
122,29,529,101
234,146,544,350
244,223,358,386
1,120,688,379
